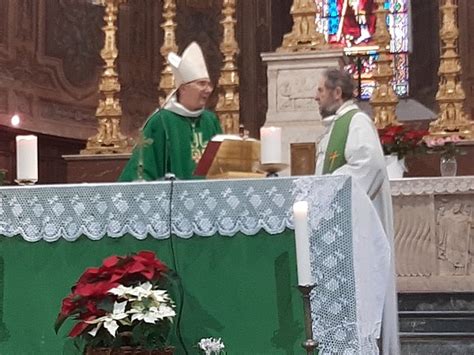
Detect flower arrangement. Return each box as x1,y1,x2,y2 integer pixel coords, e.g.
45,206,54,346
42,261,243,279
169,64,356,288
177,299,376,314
198,337,226,355
55,251,176,352
378,125,429,160
424,135,465,158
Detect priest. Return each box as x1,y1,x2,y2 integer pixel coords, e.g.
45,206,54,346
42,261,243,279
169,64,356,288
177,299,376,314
314,68,400,355
119,42,222,181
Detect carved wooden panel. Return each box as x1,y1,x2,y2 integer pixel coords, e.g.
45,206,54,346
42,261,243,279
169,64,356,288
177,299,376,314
409,0,440,112
394,189,474,292
458,0,474,119
0,124,84,184
118,0,163,135
175,0,222,109
290,142,316,176
0,0,9,57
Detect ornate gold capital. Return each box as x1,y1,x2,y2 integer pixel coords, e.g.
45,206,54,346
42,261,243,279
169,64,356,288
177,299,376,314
158,0,178,104
278,0,326,52
429,0,473,137
370,0,400,129
82,0,131,154
215,0,240,134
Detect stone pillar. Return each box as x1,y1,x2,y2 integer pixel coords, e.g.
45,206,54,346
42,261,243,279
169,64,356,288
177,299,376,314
261,49,344,175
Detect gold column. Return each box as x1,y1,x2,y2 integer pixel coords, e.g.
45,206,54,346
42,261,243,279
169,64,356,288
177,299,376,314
370,0,400,129
278,0,326,52
429,0,472,136
158,0,178,104
215,0,240,134
82,0,130,154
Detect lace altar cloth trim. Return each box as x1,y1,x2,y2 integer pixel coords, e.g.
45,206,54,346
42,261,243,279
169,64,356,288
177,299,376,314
391,176,474,196
0,176,346,242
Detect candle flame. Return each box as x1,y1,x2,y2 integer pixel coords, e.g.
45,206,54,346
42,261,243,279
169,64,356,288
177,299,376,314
11,114,20,127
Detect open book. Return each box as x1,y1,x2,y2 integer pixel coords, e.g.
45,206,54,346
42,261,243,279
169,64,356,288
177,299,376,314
194,135,261,178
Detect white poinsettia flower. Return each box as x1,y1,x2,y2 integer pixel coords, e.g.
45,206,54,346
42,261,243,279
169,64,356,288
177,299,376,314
112,300,128,316
129,305,161,324
109,284,134,297
103,318,120,336
156,304,176,319
86,301,129,337
151,289,169,303
88,323,102,337
128,282,153,300
198,337,225,353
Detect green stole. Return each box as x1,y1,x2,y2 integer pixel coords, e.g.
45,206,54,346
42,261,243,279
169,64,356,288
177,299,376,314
322,109,358,174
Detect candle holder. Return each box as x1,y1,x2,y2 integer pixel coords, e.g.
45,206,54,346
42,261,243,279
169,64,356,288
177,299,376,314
298,284,319,355
14,178,37,186
258,162,288,177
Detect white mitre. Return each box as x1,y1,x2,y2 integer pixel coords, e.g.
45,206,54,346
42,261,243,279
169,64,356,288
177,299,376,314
167,42,210,87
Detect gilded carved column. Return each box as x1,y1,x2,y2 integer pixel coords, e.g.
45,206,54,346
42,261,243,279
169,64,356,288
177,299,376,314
215,0,240,134
158,0,178,104
370,0,400,129
82,0,131,154
429,0,472,137
278,0,326,52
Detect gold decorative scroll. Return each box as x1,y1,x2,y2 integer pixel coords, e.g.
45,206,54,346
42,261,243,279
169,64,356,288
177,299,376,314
370,0,400,129
82,0,130,154
278,0,326,52
430,0,472,137
158,0,178,105
215,0,240,134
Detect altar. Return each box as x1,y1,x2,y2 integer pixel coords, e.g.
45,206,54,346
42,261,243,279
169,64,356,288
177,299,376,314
0,176,389,354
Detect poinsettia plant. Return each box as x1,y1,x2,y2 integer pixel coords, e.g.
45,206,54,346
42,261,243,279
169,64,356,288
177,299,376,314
55,251,176,351
378,124,429,160
424,134,465,158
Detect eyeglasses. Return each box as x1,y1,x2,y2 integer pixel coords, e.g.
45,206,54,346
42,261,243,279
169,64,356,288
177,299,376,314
186,80,214,91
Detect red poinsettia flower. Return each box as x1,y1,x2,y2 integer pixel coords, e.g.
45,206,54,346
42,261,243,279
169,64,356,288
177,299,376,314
55,250,173,345
60,295,77,316
74,280,119,298
378,124,428,159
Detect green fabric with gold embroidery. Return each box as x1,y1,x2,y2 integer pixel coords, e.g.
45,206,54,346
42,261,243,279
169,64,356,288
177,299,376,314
322,109,358,174
119,109,222,181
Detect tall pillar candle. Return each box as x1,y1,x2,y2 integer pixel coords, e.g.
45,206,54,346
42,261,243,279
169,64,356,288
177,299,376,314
16,135,38,182
293,201,313,286
260,126,282,164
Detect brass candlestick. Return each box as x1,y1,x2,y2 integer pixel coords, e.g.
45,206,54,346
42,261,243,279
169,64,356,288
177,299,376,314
158,0,178,104
429,0,473,137
215,0,241,134
82,0,131,154
258,163,289,178
298,284,319,355
278,0,326,52
370,0,400,129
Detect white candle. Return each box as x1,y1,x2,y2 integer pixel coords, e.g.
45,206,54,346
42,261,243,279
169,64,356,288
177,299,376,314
16,135,38,182
260,126,282,164
293,201,313,286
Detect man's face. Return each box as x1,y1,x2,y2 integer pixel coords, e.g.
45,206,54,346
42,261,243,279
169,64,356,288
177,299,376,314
179,79,214,111
314,76,342,118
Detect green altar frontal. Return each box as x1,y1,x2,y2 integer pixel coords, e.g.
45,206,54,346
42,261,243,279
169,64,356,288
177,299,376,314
0,231,303,354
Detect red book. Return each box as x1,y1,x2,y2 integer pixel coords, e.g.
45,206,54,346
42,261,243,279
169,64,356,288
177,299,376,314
193,141,222,177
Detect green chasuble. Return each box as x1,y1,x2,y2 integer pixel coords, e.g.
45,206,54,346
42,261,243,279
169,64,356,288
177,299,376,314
119,109,222,181
322,109,358,174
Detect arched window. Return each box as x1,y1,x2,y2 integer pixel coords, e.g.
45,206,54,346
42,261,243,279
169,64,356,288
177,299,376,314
317,0,411,100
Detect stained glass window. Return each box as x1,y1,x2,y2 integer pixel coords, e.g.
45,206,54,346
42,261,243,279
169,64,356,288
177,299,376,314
317,0,411,100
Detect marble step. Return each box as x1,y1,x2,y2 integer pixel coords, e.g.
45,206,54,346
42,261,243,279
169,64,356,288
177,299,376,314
399,311,474,333
400,333,474,355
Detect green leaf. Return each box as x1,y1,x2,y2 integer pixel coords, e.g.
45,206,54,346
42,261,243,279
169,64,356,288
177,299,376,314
54,313,67,334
